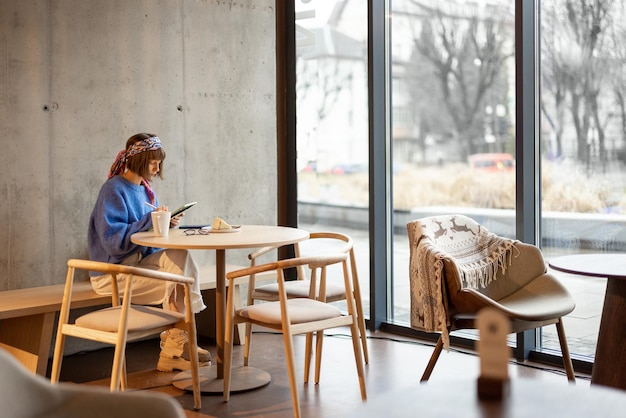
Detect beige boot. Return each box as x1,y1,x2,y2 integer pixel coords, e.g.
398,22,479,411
157,328,212,372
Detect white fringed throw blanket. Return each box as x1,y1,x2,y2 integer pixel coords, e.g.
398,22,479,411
407,216,518,350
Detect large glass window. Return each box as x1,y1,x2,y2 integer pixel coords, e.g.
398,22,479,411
292,0,625,368
540,0,626,357
295,0,370,313
390,0,516,335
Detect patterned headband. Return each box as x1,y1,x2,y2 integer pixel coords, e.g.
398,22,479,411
108,136,162,205
108,136,162,179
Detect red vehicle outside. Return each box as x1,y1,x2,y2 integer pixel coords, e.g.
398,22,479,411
468,153,515,172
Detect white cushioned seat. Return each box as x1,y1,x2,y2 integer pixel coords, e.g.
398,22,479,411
238,299,342,324
75,305,185,332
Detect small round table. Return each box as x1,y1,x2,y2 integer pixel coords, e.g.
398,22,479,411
132,225,309,394
548,253,626,390
350,378,626,417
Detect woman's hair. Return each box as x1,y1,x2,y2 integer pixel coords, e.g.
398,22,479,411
125,133,166,179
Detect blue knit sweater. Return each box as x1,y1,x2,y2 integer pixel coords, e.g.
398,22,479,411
88,175,159,272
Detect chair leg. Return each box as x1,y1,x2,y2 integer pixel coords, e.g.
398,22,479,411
282,328,301,418
223,316,236,402
314,330,324,384
556,318,576,382
231,284,246,347
185,323,201,410
110,344,126,391
349,249,369,364
120,357,127,391
243,322,253,367
421,336,444,382
304,332,313,383
348,317,367,400
50,334,66,384
352,291,369,364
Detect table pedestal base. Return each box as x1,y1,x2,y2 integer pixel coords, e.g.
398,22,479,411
172,365,271,395
592,277,626,390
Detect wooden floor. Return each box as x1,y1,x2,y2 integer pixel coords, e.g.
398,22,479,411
48,328,591,418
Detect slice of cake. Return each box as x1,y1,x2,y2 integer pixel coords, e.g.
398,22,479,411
212,216,232,230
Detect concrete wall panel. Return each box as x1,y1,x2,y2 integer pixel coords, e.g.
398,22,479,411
1,1,51,289
0,0,276,289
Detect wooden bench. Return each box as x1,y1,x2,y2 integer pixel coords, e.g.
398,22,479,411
0,263,275,376
0,281,110,375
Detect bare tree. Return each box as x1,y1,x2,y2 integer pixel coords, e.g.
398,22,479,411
407,0,513,159
541,18,568,159
297,57,354,121
543,0,615,171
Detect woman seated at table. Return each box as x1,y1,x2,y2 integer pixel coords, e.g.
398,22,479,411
87,132,211,371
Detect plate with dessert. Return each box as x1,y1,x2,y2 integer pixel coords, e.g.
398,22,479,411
206,217,241,233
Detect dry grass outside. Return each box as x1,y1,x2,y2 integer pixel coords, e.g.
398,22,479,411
393,164,516,210
298,161,626,214
541,161,624,213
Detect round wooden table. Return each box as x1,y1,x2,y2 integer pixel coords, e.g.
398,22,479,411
131,225,309,394
548,253,626,390
350,378,626,417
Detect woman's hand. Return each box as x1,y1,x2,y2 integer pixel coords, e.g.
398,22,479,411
153,205,181,228
170,212,184,227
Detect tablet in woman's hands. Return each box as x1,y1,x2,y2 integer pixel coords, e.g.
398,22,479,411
171,201,197,218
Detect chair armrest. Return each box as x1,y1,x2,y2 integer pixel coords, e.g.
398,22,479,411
67,259,194,285
228,253,348,283
248,246,278,261
227,262,281,282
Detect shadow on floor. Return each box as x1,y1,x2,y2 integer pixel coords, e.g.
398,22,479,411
48,329,590,418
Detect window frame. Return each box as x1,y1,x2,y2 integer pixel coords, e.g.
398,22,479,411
282,0,593,375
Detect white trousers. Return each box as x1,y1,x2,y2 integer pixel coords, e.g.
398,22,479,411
90,249,206,314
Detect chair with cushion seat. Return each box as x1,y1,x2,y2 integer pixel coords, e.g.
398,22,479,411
243,232,369,368
0,346,186,418
223,253,367,418
50,259,201,410
407,214,576,382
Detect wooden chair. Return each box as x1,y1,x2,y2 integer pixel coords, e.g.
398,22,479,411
243,232,369,367
223,253,367,418
50,259,201,410
407,215,576,382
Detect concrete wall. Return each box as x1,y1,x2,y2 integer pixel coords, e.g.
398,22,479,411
0,0,277,290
